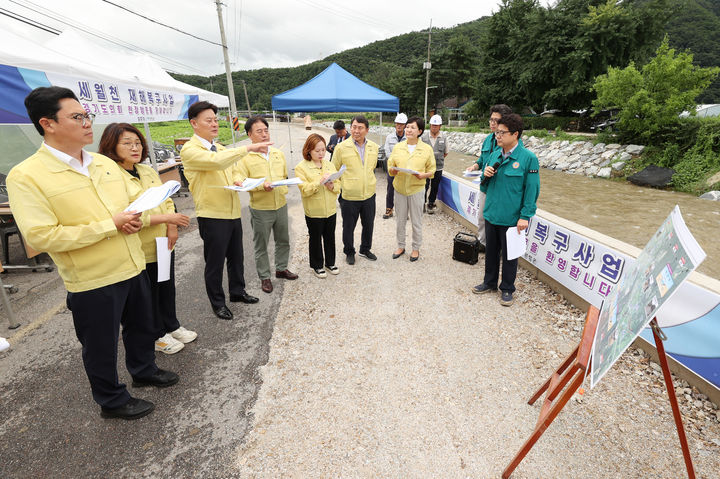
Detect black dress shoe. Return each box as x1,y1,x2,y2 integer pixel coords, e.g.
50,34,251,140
101,397,154,420
132,369,179,388
230,292,259,304
213,305,234,320
392,249,405,259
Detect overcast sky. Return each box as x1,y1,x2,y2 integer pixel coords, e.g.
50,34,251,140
0,0,543,76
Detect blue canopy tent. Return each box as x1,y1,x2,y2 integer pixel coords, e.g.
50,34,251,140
271,62,399,112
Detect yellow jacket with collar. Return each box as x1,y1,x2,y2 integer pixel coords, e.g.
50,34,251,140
6,146,146,293
388,139,436,196
180,135,248,219
331,138,378,201
233,147,289,211
294,159,340,218
120,163,176,263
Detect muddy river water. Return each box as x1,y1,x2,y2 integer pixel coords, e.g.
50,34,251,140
365,131,720,279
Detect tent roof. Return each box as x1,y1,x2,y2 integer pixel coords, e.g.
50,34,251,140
272,63,398,112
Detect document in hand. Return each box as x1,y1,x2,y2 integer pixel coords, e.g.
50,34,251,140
270,177,303,187
321,164,346,184
393,166,421,175
124,180,180,213
155,237,172,282
463,170,483,177
505,227,527,260
223,177,266,192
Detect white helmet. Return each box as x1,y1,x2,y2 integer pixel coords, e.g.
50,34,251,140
394,113,408,124
429,114,442,125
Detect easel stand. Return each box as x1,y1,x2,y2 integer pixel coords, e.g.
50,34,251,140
502,308,696,478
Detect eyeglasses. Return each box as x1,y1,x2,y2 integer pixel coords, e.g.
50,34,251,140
495,129,515,137
119,141,143,149
66,112,96,127
489,118,500,124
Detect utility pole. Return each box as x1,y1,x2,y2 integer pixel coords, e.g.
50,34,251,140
215,0,237,144
242,79,252,117
423,19,432,121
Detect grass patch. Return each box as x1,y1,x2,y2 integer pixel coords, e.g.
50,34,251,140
132,120,246,146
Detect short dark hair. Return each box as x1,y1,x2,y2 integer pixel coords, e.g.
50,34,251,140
498,113,524,139
406,116,425,137
244,115,269,134
302,133,326,161
332,120,345,130
98,123,149,164
24,86,79,136
350,115,369,129
188,101,217,121
490,104,513,116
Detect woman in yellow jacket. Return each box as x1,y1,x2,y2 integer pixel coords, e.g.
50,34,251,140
99,123,196,354
388,116,436,262
295,134,341,278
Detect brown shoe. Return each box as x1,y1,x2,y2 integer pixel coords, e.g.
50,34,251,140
275,269,298,280
383,208,393,219
261,278,273,293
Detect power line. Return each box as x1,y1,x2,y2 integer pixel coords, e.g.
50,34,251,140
0,7,61,35
294,0,397,30
99,0,222,47
7,0,207,74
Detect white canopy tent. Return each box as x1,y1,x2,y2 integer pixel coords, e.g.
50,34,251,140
0,29,228,174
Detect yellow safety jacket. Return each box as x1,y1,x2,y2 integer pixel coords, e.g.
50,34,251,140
294,159,340,218
180,135,248,219
234,147,289,211
120,163,176,263
6,147,146,292
388,139,436,196
331,138,378,201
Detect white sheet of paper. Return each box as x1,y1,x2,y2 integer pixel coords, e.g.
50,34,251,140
155,237,172,282
223,177,266,192
392,166,421,175
505,227,527,261
125,180,180,213
321,164,346,184
463,170,483,177
270,177,303,187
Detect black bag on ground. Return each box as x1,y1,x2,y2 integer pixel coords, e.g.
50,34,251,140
453,232,484,265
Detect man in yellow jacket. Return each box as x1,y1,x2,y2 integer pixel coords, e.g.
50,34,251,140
181,102,270,320
234,117,298,294
7,86,177,420
332,115,379,264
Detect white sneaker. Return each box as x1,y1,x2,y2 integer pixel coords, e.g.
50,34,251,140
313,268,327,278
155,334,184,354
326,265,340,275
170,326,197,344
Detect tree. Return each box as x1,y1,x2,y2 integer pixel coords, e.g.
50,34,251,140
592,37,720,142
473,0,675,113
435,35,478,102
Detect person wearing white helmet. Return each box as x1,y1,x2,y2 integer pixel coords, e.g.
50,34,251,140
382,113,407,219
421,114,449,214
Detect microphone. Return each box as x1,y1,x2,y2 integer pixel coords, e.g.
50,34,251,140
480,161,501,186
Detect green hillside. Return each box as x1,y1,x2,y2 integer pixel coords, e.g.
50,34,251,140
172,0,720,114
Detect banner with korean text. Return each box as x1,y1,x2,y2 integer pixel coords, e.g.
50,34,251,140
0,63,196,125
524,216,630,309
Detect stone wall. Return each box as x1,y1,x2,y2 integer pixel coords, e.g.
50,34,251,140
365,125,645,179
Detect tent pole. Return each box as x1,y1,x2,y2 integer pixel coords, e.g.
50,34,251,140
379,112,382,127
143,122,158,171
286,113,293,163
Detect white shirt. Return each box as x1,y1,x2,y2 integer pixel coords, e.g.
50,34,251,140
194,134,216,151
43,142,92,177
407,144,417,154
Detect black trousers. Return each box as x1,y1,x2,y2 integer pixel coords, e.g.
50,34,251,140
145,251,181,338
67,272,158,408
425,169,443,205
339,193,376,255
197,217,246,310
386,172,395,209
483,220,518,293
305,214,337,269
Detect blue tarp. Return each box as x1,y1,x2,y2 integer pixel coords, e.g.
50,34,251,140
271,63,399,112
